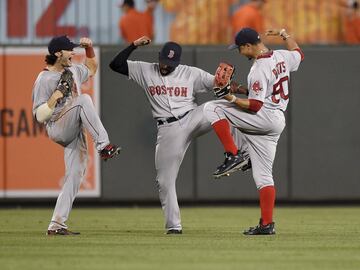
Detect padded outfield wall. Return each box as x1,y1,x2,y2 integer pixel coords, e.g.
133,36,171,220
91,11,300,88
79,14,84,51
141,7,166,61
100,45,360,202
0,46,359,202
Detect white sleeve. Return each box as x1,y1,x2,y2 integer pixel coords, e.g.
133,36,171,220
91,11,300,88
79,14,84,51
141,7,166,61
247,67,268,102
32,74,53,114
35,102,54,123
127,60,151,89
72,64,90,83
279,50,302,72
191,67,215,93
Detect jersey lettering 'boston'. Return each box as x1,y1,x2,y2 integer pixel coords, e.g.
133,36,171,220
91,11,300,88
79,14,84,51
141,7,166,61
272,61,286,79
109,38,216,234
148,85,188,96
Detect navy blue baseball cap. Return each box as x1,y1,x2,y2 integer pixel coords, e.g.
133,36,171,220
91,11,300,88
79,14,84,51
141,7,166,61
159,41,182,67
48,35,79,55
228,28,261,50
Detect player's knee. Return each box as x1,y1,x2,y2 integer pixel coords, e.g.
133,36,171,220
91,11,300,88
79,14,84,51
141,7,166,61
203,102,215,114
77,93,93,105
203,102,217,121
155,177,175,191
65,171,87,187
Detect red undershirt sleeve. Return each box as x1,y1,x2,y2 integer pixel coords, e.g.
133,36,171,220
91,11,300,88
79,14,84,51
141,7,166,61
294,48,305,61
248,99,263,113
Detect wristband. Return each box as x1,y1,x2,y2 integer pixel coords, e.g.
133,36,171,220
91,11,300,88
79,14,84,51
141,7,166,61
229,95,237,103
85,47,95,58
36,103,54,123
279,29,290,40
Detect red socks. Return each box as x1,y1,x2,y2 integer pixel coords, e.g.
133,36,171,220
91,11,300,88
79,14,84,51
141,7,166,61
213,119,276,225
212,119,238,155
259,186,276,225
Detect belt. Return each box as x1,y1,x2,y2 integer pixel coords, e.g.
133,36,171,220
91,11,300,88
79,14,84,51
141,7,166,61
157,111,190,126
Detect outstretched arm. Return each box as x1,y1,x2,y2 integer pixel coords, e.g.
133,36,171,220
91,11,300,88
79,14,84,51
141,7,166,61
109,36,151,76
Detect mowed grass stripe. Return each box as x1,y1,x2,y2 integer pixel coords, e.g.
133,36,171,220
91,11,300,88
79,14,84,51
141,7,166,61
0,207,359,270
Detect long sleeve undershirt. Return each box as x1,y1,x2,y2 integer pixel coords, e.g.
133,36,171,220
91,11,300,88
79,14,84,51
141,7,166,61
109,43,137,76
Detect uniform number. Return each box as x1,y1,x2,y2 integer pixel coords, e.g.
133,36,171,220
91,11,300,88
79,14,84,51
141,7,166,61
271,76,289,104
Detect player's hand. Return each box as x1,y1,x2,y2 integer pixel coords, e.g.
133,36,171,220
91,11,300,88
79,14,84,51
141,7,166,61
79,37,93,48
266,29,290,40
53,90,64,100
230,81,240,93
133,36,151,47
265,29,282,36
230,81,249,96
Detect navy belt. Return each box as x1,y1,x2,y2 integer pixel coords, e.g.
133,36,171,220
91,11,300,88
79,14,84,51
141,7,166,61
157,111,190,126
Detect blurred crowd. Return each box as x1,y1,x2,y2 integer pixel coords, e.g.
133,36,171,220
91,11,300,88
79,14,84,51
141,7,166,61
118,0,360,45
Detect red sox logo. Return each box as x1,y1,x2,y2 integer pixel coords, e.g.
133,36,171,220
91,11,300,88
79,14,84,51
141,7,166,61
168,50,175,58
252,80,262,94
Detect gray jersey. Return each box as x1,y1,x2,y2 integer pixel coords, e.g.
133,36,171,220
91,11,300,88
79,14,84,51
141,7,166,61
32,63,111,232
127,61,214,119
248,50,301,111
204,49,303,190
32,64,90,123
126,60,215,232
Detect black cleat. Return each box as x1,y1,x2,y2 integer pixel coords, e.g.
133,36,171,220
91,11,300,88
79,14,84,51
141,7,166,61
213,151,249,179
241,158,252,172
166,229,182,235
100,144,121,161
46,228,80,236
243,219,275,235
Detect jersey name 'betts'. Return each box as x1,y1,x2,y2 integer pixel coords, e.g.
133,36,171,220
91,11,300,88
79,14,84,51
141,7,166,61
127,61,214,119
248,49,302,112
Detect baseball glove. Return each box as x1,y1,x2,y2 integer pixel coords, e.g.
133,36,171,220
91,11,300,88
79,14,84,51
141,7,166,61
57,68,74,97
213,62,235,98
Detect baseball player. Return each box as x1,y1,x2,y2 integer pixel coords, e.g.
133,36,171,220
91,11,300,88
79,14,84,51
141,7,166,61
109,36,250,234
204,28,304,235
32,36,121,235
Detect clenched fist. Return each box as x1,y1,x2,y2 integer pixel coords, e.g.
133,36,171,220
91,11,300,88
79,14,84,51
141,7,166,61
266,29,290,40
79,37,93,48
133,36,151,47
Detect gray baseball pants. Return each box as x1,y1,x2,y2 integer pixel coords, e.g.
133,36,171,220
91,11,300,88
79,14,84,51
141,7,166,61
203,99,286,189
155,104,245,231
155,104,211,231
46,94,109,230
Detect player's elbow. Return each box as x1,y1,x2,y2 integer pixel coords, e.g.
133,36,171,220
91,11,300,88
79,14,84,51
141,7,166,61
248,99,263,113
294,48,305,61
109,60,118,72
109,60,129,76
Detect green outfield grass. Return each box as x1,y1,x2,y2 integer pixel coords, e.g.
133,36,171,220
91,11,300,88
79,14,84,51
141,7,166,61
0,206,360,270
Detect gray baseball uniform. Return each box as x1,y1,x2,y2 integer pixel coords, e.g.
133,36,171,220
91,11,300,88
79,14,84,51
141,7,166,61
32,64,109,231
204,49,302,188
127,60,214,231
